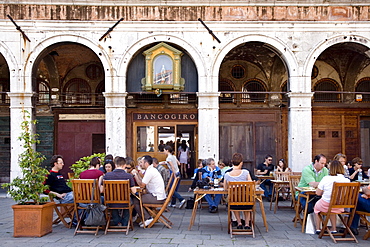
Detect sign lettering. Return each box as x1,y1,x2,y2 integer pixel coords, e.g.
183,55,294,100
133,113,197,121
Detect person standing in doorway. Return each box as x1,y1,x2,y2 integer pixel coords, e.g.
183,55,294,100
178,140,189,178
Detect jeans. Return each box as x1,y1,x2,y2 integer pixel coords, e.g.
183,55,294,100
350,194,370,229
111,209,129,226
260,179,273,198
58,191,74,204
171,172,185,205
299,192,320,215
204,194,222,208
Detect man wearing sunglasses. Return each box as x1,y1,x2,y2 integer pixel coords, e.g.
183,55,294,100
256,155,274,201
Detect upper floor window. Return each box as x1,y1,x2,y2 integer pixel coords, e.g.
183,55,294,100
219,80,235,103
356,77,370,102
37,80,50,104
242,79,267,103
0,79,9,104
313,78,340,102
64,78,91,104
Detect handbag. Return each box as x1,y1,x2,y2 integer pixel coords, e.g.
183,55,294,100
84,179,106,226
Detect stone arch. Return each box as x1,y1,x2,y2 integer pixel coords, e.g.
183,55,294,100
212,34,298,89
0,41,19,92
118,34,205,93
24,34,112,93
304,34,370,91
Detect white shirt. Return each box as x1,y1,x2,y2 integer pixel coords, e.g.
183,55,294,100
142,165,167,200
317,174,350,202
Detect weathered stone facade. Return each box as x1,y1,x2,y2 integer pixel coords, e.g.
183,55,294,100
1,0,370,182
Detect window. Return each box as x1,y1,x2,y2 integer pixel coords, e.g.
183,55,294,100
281,81,288,102
64,78,91,104
137,126,155,152
95,81,105,105
37,80,50,104
0,79,9,104
313,79,340,102
231,65,245,79
219,80,235,103
356,77,370,102
242,79,267,103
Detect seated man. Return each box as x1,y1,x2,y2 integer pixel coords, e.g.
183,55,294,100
297,154,328,214
103,157,136,226
350,184,370,235
44,155,74,204
256,154,274,200
132,155,166,227
202,158,222,213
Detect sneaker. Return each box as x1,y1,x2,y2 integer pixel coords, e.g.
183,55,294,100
132,215,137,223
350,227,359,235
168,204,176,208
237,225,243,229
179,199,186,209
139,217,154,228
244,225,251,230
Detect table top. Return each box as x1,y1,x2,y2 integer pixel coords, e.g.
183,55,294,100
256,175,274,179
271,180,289,183
295,186,316,192
193,187,264,195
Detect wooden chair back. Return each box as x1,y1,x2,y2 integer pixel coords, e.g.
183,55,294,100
328,182,360,210
228,181,256,206
103,180,131,205
318,182,361,243
165,173,176,194
274,171,291,181
72,179,101,204
288,174,301,204
142,176,180,228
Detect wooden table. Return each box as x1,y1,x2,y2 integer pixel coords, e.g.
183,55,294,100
295,186,317,232
188,187,268,232
270,180,290,213
256,175,274,184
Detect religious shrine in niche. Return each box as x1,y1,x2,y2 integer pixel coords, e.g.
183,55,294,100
141,42,185,91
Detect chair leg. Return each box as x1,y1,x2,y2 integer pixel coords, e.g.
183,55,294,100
301,198,309,233
104,210,111,235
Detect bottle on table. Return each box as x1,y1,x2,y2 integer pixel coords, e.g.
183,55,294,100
358,170,363,181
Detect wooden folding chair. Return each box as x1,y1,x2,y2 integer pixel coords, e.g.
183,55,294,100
49,195,75,228
288,175,302,227
141,176,180,228
103,180,134,235
72,179,104,236
270,172,291,213
317,182,361,243
355,211,370,240
165,173,176,195
227,181,256,238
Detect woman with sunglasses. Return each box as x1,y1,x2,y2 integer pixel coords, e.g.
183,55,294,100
349,157,369,181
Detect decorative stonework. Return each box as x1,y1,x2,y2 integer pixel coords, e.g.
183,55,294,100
1,4,370,21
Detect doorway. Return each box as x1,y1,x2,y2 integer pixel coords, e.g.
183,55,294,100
134,122,197,177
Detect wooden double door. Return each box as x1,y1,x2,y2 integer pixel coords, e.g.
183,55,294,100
219,111,280,170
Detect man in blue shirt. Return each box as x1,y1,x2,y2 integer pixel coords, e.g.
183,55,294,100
202,158,222,213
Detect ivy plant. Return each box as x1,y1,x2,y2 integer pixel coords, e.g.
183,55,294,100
2,111,49,205
70,153,106,179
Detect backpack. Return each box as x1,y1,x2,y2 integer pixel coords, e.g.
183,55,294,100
185,197,194,209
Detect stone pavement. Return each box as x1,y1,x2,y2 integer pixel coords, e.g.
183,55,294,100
0,191,369,247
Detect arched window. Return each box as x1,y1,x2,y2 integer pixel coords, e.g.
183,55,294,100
64,78,91,104
356,77,370,102
95,80,105,105
37,80,50,104
219,80,235,103
0,79,10,104
242,79,267,103
313,79,340,102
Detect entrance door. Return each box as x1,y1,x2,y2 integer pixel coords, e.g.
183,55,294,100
219,121,277,170
134,122,197,174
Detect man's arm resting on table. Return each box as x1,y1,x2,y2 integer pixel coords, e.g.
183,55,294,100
309,181,320,188
361,186,370,199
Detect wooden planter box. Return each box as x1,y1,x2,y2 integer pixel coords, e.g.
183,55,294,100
12,201,55,237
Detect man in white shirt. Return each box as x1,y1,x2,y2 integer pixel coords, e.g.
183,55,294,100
132,155,166,227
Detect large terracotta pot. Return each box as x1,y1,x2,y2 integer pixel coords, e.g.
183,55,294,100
12,201,55,237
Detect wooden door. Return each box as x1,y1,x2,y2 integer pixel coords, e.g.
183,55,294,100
255,122,277,165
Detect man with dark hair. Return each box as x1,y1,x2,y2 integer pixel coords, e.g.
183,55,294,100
297,154,329,214
256,154,274,200
103,156,136,226
202,158,222,213
79,156,104,180
132,155,166,227
44,155,74,203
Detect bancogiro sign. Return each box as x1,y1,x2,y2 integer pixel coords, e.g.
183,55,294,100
133,113,197,121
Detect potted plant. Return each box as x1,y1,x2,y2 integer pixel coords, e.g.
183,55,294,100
70,153,105,179
2,111,55,237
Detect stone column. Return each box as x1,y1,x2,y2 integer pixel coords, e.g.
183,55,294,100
197,92,220,161
288,86,314,172
104,92,127,157
8,92,33,182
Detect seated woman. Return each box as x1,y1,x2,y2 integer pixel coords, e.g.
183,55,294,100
349,157,369,182
314,160,350,234
223,153,253,230
276,158,291,172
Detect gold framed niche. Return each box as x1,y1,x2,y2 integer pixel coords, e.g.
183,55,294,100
141,42,185,91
